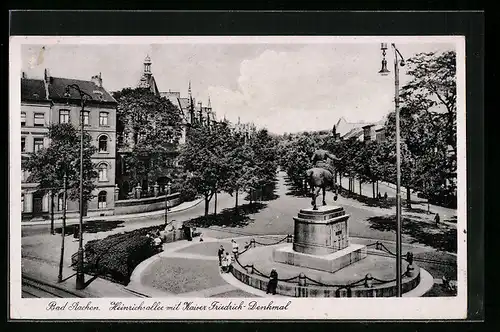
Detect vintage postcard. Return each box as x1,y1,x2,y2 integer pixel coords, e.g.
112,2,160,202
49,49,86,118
10,35,467,320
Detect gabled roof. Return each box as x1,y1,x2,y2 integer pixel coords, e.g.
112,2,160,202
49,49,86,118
21,78,48,102
48,77,116,104
177,97,191,111
343,127,364,140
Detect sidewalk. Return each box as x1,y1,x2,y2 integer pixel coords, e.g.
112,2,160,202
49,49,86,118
22,197,203,226
338,176,457,220
22,257,139,298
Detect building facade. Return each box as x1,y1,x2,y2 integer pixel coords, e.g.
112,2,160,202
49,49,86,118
336,116,386,142
21,70,117,220
115,55,216,199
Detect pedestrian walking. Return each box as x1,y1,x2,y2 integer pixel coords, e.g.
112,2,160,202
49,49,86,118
434,213,440,226
218,245,225,266
231,239,239,257
266,268,278,295
221,252,232,273
384,192,388,200
377,192,381,200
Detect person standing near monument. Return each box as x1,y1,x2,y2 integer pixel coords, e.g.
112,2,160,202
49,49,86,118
231,239,239,258
434,213,440,226
266,268,278,295
218,245,225,266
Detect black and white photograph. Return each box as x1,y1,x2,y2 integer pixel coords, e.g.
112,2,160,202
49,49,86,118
10,35,467,320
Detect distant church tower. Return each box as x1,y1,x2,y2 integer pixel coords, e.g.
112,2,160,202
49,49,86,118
137,54,159,95
144,55,152,77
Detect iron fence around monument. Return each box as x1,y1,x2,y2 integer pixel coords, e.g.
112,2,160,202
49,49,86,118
233,235,418,291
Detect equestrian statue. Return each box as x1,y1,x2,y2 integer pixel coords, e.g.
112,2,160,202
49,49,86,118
306,149,342,210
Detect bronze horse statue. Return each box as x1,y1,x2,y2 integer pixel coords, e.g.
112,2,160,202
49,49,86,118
307,149,341,210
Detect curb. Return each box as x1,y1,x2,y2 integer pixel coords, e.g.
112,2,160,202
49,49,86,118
21,198,204,227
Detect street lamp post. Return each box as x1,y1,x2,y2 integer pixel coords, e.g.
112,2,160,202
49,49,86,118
64,84,92,290
58,172,67,283
379,42,405,297
164,182,172,225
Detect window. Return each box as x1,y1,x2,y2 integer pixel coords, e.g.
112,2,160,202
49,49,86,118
33,137,44,152
98,136,108,153
21,112,26,127
82,111,90,126
21,137,26,152
21,194,24,212
98,164,108,182
98,191,107,209
34,113,45,127
99,112,108,126
21,170,25,182
59,109,70,124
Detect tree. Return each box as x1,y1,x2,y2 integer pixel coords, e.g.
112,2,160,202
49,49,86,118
279,133,318,192
401,50,456,158
114,88,183,188
223,131,254,210
180,121,232,219
246,128,279,202
23,123,98,214
383,50,457,208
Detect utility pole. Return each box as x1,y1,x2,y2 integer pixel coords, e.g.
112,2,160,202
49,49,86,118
64,84,92,290
164,182,171,225
379,42,406,297
58,173,67,283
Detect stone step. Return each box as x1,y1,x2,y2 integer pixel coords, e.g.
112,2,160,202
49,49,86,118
298,210,345,220
299,206,344,215
293,214,349,225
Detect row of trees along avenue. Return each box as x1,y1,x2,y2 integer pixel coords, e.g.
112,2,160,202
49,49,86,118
277,50,457,209
180,120,279,220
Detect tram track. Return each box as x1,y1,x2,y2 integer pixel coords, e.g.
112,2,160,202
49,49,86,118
22,274,83,298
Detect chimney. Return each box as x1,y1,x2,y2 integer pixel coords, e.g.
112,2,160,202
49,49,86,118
92,73,103,88
44,68,51,83
21,71,26,79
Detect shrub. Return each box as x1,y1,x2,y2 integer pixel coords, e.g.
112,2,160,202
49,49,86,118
84,231,158,285
171,180,198,203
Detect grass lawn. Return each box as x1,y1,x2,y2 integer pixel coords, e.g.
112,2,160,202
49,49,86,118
141,257,227,294
211,289,259,297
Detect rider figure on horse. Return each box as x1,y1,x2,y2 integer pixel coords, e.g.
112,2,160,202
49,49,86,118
311,149,341,175
307,148,342,209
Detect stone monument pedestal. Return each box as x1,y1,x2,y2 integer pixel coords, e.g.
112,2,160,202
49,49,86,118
273,205,367,273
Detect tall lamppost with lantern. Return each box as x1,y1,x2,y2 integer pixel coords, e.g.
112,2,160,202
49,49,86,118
378,42,406,297
164,181,172,225
64,84,92,290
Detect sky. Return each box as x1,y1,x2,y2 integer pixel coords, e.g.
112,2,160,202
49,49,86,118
21,40,456,134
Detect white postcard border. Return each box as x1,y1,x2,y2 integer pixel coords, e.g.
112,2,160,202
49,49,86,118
9,35,468,320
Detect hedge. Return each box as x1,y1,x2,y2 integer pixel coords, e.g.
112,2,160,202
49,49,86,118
83,223,202,285
84,229,160,285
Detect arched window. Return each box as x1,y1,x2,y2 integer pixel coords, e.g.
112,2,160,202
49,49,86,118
98,135,108,152
21,194,24,212
98,163,108,182
98,191,107,209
